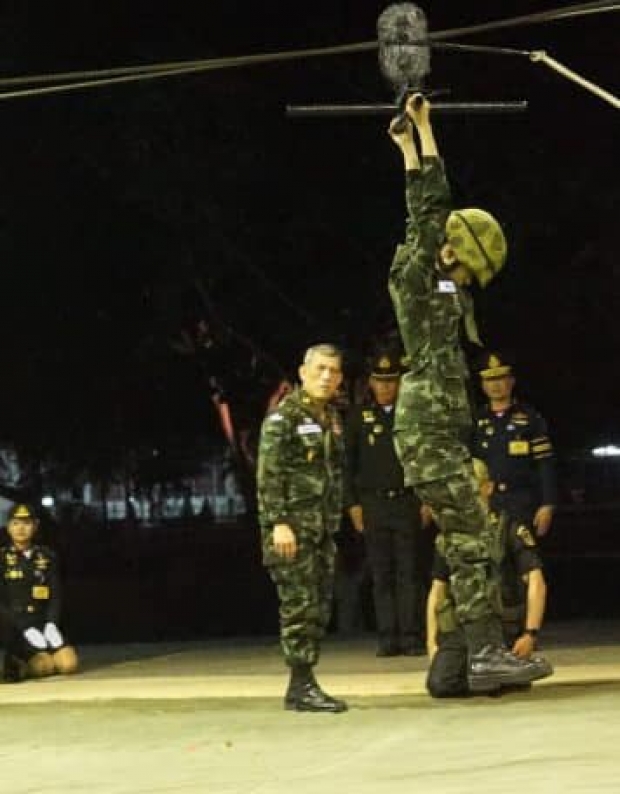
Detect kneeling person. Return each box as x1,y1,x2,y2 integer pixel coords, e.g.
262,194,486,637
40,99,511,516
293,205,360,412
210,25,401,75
0,504,79,682
426,460,550,697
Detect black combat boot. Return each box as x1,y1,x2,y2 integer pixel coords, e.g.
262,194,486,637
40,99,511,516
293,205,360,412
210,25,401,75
468,646,553,693
284,664,348,713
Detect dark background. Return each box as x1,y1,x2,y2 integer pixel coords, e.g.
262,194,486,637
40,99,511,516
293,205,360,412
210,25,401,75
0,2,618,639
0,1,617,463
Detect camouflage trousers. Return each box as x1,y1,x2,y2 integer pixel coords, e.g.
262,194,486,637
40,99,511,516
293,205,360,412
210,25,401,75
394,424,502,647
267,533,336,667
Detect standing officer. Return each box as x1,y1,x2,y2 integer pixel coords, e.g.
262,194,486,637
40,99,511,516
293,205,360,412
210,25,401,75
0,503,79,682
387,94,551,692
344,350,426,656
473,352,557,536
257,343,347,713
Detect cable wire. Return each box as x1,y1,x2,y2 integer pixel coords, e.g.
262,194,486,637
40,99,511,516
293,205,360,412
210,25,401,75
0,2,616,102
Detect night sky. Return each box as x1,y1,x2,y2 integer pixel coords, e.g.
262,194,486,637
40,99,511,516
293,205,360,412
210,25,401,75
0,1,618,471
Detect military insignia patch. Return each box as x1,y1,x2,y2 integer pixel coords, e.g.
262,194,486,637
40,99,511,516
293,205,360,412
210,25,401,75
516,526,537,547
32,585,50,600
508,440,530,455
297,423,321,434
362,411,375,423
437,280,457,294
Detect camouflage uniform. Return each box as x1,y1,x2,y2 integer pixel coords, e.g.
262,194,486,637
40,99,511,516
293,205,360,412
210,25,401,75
257,387,344,667
388,157,502,648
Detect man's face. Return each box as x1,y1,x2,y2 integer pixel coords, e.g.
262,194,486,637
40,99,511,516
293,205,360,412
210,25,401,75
482,374,515,403
369,376,399,406
7,517,36,546
299,353,343,403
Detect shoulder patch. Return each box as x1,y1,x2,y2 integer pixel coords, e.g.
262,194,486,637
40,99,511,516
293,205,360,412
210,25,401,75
268,413,284,422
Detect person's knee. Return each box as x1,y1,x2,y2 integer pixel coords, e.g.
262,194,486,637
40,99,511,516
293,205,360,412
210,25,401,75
427,669,469,698
54,646,79,675
28,652,56,678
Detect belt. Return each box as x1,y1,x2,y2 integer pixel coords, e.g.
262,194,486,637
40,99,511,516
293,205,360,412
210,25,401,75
362,488,411,500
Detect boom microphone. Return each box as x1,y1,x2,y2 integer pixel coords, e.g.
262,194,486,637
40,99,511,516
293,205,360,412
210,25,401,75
378,3,431,132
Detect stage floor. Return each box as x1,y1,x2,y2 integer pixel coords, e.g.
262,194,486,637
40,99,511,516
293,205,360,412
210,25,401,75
1,620,619,793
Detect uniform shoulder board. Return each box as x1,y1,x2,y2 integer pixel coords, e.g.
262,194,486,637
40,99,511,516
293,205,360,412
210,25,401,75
516,525,537,547
268,412,284,422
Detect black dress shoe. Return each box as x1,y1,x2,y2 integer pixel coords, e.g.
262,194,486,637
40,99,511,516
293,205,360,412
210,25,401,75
285,682,348,713
468,646,553,693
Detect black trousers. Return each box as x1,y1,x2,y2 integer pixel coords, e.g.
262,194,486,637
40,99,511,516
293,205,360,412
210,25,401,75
362,493,429,647
426,629,469,697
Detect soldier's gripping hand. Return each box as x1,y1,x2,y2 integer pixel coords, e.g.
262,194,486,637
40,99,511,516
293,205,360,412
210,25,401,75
273,524,298,560
388,110,421,171
405,93,431,129
388,114,413,151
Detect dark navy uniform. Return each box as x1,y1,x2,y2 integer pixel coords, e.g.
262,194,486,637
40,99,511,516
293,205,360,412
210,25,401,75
344,353,426,654
427,513,543,697
472,354,557,525
0,543,63,660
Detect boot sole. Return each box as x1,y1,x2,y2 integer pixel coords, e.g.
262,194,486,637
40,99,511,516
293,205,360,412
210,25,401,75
284,701,348,713
469,665,553,693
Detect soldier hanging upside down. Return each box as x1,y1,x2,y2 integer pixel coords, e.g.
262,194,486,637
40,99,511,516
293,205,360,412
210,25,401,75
387,94,552,692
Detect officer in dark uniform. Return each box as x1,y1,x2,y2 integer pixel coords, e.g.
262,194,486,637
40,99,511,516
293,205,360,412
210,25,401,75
0,503,79,681
344,351,427,656
472,352,557,536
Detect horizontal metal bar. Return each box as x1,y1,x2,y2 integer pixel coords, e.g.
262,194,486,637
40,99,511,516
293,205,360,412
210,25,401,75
286,101,528,117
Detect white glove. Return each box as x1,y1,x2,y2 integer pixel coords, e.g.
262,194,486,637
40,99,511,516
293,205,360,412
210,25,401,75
44,622,64,650
23,627,47,650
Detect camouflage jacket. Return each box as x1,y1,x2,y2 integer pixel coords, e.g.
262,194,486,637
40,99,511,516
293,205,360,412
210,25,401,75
388,157,480,429
257,387,344,556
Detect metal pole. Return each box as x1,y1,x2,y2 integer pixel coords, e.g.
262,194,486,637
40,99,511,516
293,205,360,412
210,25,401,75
286,101,528,118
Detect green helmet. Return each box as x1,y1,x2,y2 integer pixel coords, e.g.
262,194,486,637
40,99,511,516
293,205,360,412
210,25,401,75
445,208,507,287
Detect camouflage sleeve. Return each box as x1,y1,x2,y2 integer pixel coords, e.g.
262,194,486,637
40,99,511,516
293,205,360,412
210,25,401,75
530,411,558,505
390,157,452,294
256,410,293,526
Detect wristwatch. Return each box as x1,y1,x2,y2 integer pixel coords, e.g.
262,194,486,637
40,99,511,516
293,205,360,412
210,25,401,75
524,628,539,638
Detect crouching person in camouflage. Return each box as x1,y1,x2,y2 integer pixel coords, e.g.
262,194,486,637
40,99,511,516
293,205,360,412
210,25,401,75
257,343,348,712
387,94,552,692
